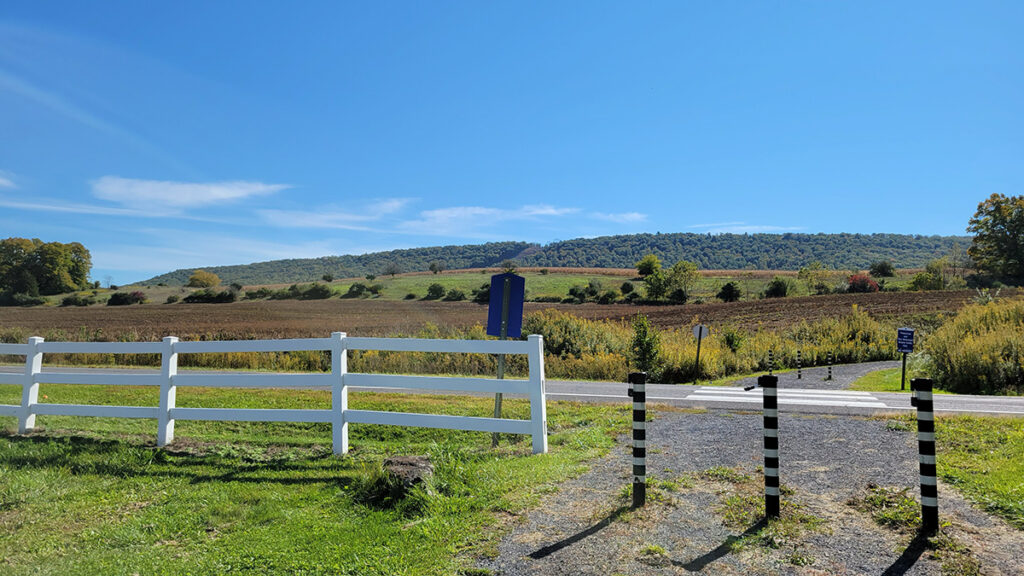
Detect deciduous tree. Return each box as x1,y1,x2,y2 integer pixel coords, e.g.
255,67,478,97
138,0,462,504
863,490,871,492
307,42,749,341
967,193,1024,284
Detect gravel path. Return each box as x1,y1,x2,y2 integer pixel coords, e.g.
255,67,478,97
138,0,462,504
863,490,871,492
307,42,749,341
479,408,1024,575
730,360,902,391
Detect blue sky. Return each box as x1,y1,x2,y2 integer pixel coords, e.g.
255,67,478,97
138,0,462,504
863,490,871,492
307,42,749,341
1,2,1021,284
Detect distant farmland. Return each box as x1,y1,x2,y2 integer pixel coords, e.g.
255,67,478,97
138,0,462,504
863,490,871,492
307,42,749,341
0,289,982,341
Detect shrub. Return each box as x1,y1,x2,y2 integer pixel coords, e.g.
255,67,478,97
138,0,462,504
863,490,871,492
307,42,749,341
229,282,244,292
909,272,944,291
107,291,146,306
61,294,96,307
443,288,466,301
183,289,236,304
925,299,1024,394
186,269,220,288
0,292,46,307
344,283,368,298
404,293,417,300
322,273,334,282
368,284,384,296
620,281,634,295
667,288,687,304
598,290,618,304
539,268,549,275
847,274,880,293
716,282,741,302
471,283,490,304
763,276,792,298
425,283,446,300
245,287,273,299
869,260,895,277
165,295,180,304
631,314,662,379
302,283,333,300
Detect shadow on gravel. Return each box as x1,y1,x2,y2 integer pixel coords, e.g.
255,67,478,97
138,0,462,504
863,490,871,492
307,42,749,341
881,533,929,576
676,518,767,572
528,505,631,560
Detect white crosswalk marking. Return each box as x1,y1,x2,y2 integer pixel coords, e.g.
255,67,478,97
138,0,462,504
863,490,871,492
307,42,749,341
686,387,888,408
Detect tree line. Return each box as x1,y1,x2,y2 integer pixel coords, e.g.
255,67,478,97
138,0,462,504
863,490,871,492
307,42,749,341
0,238,92,303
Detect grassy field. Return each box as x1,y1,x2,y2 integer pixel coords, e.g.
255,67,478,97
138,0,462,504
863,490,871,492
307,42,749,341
848,366,951,394
0,384,631,575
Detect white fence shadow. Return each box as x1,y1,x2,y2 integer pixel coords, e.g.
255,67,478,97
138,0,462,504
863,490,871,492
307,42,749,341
0,333,548,454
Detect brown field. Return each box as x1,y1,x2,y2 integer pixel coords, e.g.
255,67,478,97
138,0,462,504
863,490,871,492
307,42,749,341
0,289,993,341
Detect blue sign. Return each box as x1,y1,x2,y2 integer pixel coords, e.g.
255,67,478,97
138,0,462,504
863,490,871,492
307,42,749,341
486,273,525,338
897,327,915,354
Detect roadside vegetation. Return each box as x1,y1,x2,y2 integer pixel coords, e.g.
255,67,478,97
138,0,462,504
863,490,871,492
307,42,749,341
0,386,630,576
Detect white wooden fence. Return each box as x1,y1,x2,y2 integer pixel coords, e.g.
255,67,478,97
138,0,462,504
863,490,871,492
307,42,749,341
0,333,548,454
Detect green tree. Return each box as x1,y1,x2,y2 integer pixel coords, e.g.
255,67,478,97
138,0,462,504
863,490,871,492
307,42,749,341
967,193,1024,284
716,281,741,302
666,260,699,301
869,260,895,277
798,261,830,295
636,254,662,277
631,314,662,380
187,269,220,288
763,276,791,298
0,238,92,295
426,283,446,299
383,262,400,278
321,273,334,282
643,269,668,300
429,261,444,274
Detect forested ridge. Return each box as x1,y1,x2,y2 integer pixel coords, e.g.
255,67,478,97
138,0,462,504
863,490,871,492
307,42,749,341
139,233,971,286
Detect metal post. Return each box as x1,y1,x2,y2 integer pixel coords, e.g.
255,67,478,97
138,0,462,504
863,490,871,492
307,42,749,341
693,332,703,385
796,350,802,380
912,378,939,534
900,352,908,391
630,372,647,508
492,277,511,447
761,375,780,518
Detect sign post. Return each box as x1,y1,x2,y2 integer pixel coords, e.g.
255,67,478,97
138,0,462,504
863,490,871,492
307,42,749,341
692,324,709,385
897,327,915,391
487,273,525,446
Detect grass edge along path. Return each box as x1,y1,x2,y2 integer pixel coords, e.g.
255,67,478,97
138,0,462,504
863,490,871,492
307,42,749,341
0,385,631,576
877,413,1024,530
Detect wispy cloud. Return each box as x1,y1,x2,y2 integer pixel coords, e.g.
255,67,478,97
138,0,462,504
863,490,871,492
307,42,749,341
258,198,413,230
0,170,15,189
0,195,146,217
591,211,647,223
397,204,580,236
91,176,290,214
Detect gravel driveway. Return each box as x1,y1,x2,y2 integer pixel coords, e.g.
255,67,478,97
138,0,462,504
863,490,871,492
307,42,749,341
479,407,1024,575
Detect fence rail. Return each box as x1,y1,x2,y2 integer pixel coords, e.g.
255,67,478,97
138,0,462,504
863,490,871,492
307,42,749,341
0,332,548,454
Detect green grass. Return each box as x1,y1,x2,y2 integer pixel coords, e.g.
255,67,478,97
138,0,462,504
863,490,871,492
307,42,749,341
0,384,630,575
934,414,1024,529
849,368,952,394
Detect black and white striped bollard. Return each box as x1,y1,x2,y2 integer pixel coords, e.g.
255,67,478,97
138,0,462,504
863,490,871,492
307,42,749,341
629,372,647,508
767,350,774,375
911,378,939,534
761,374,780,518
826,352,833,381
796,350,802,379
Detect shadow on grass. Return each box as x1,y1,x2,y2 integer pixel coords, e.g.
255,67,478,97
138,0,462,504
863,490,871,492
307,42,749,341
528,505,632,560
676,517,768,572
0,431,358,488
881,532,930,576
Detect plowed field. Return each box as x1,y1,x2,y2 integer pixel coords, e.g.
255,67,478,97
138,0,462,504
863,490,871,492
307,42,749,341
0,289,993,340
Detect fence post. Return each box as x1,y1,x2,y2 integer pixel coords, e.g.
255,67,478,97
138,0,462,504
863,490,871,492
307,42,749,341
912,378,939,534
18,337,43,434
332,332,349,455
157,336,179,447
796,350,802,379
761,374,780,518
528,334,548,455
629,371,647,507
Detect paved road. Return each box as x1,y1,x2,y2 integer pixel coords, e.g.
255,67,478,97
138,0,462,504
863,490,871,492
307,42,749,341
2,362,1023,417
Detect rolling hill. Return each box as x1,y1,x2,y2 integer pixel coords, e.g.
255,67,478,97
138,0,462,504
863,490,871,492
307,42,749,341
139,233,971,286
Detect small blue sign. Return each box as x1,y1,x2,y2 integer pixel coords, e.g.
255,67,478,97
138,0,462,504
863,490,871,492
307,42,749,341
487,273,525,338
897,327,915,354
